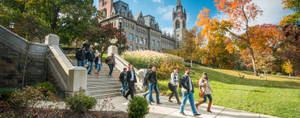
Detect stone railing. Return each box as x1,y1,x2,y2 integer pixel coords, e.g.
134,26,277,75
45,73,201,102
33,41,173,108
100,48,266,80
0,25,87,96
107,45,146,91
45,34,87,96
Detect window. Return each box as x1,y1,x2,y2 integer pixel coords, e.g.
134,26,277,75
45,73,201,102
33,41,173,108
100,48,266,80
151,40,155,47
175,20,180,29
140,38,144,44
136,36,139,44
128,33,133,41
156,41,160,47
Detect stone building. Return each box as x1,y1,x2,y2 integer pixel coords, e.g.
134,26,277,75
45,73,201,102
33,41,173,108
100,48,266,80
99,0,187,51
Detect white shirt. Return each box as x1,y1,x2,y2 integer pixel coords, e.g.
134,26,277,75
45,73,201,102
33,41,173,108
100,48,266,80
130,70,134,81
98,57,101,64
170,72,179,86
199,78,213,94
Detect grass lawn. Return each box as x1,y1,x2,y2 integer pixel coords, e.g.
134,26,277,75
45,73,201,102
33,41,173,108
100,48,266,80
157,65,300,118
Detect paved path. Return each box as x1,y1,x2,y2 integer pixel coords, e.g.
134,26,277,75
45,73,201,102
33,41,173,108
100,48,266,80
110,93,278,118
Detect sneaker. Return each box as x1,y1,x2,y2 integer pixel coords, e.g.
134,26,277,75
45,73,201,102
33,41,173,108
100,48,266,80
179,112,185,116
168,99,173,103
156,102,162,105
193,113,201,116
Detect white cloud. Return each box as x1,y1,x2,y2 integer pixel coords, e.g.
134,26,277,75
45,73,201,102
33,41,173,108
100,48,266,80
157,5,174,21
250,0,292,25
152,0,161,3
213,0,292,26
161,27,173,35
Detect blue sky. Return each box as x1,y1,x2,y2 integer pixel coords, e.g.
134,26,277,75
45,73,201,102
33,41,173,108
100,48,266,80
93,0,292,34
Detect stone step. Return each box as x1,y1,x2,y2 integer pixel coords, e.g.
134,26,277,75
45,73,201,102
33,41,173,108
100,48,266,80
88,89,121,96
87,85,122,91
90,92,122,99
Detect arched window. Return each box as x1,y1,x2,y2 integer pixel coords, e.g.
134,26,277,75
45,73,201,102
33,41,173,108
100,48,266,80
175,20,180,29
103,8,107,18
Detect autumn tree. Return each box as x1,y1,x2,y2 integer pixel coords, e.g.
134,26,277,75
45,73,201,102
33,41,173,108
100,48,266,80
180,27,202,67
282,60,293,77
279,0,299,25
196,0,262,75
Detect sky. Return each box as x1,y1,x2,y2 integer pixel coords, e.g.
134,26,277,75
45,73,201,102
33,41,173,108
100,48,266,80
93,0,292,34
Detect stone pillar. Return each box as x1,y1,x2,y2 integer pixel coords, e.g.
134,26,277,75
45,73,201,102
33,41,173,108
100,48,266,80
67,67,87,95
108,45,118,56
45,34,59,45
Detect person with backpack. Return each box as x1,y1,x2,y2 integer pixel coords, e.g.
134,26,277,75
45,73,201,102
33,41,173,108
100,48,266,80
119,68,127,96
143,66,154,102
195,72,213,112
105,53,115,77
179,68,200,116
148,66,161,105
75,47,86,67
168,68,181,104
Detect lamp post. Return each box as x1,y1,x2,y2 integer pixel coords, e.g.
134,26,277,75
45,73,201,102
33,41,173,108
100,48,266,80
118,16,123,55
9,21,15,31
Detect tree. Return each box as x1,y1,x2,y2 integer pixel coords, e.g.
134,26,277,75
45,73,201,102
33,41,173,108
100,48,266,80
196,0,263,75
279,0,300,25
282,60,293,77
180,27,200,67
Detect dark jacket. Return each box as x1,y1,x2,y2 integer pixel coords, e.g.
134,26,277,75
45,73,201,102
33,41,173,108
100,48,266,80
82,43,90,50
143,70,151,86
180,74,194,93
148,71,157,84
119,71,126,83
94,57,102,65
75,49,85,60
86,51,95,62
126,70,137,83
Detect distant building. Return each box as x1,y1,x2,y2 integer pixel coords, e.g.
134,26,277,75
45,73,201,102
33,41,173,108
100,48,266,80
99,0,187,51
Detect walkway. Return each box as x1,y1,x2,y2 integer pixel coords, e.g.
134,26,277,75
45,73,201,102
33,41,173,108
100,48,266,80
110,94,278,118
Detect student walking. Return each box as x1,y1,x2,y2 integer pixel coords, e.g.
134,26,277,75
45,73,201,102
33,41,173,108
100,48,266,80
82,40,90,65
179,68,200,116
125,65,137,99
105,53,115,77
143,66,154,102
75,47,86,67
168,68,181,104
86,47,95,74
195,72,213,112
94,54,102,77
148,66,161,104
119,68,127,96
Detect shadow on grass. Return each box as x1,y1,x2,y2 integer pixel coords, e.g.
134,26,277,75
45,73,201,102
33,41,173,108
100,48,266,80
191,66,300,89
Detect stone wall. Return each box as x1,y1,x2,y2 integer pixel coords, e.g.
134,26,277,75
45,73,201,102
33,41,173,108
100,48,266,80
0,26,48,87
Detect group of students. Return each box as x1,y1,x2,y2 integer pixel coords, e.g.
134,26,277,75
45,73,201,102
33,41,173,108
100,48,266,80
75,40,116,77
119,65,214,116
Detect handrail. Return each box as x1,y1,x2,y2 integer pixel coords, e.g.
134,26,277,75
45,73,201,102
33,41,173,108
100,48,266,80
48,45,74,75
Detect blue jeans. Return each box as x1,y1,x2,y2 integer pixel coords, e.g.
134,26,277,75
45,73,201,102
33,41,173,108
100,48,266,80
148,83,160,103
180,91,199,115
108,64,114,76
96,64,102,72
78,60,84,66
87,61,93,74
121,81,127,96
203,94,212,103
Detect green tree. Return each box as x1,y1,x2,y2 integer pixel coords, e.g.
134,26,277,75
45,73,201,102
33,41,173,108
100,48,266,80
280,0,300,25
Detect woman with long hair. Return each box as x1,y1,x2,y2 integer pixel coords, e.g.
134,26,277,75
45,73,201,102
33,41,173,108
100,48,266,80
195,72,213,112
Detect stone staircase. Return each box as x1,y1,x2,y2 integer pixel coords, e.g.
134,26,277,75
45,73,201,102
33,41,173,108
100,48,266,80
86,63,123,99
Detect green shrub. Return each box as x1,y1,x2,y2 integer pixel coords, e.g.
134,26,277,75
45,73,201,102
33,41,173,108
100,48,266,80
128,96,149,118
0,88,14,101
65,94,97,114
8,86,43,112
34,82,56,99
271,72,276,75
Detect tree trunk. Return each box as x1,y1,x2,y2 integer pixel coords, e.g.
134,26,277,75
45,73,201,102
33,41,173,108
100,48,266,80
249,47,257,76
190,59,193,67
289,73,291,77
